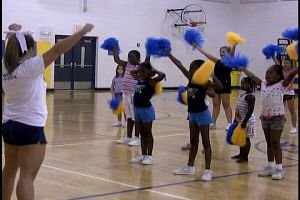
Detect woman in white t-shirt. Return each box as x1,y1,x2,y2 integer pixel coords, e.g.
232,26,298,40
2,23,94,200
240,65,298,180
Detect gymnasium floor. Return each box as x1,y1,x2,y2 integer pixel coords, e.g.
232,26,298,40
2,90,298,200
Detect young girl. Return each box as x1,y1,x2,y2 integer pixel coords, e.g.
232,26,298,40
273,56,297,133
194,44,237,130
110,64,126,127
231,77,256,163
240,65,298,180
129,62,165,165
164,50,223,181
2,23,94,200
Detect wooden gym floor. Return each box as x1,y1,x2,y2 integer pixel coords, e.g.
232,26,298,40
2,90,298,200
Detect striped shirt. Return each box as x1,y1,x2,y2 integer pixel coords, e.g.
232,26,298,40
121,63,138,94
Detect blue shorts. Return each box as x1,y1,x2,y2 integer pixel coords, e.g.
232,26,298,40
188,109,212,126
2,120,47,145
134,106,155,123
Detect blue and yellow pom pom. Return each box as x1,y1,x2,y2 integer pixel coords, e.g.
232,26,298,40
286,41,298,60
154,81,163,96
226,32,245,45
100,37,120,54
262,44,284,59
282,28,298,41
231,125,246,147
145,37,171,57
108,97,124,115
191,60,215,85
226,121,238,145
177,86,188,105
184,29,205,47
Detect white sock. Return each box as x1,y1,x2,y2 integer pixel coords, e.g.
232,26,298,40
267,162,275,168
276,164,283,170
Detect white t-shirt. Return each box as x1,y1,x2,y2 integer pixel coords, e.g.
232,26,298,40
261,80,286,117
2,56,47,126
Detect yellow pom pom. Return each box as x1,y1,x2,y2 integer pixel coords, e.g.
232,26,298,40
191,60,215,85
154,81,163,96
286,41,298,60
112,101,124,115
226,32,245,45
182,90,188,105
231,125,246,147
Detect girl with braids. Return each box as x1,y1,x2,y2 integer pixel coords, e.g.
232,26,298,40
231,77,256,163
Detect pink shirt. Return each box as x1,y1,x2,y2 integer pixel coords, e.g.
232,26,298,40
121,63,138,94
282,69,295,91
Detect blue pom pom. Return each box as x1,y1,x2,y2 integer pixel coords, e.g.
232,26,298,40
282,28,298,41
262,44,284,59
177,86,186,104
108,98,121,110
145,37,171,57
100,37,120,54
234,53,249,69
221,54,235,68
184,29,205,47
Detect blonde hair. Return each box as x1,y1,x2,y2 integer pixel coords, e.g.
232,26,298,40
4,34,35,74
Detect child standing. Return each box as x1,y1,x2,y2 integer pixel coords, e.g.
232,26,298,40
164,50,223,181
111,46,150,146
110,65,125,127
231,77,256,163
129,62,166,165
240,65,298,180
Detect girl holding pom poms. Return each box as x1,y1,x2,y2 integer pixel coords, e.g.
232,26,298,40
110,64,126,127
164,49,223,181
129,62,165,165
240,64,298,180
231,77,256,163
193,44,237,131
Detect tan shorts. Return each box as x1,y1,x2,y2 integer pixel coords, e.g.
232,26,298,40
123,93,135,119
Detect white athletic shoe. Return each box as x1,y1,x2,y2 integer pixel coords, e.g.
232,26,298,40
290,127,297,134
116,137,131,144
141,155,153,165
272,169,284,180
174,166,195,175
128,137,140,146
201,169,213,181
112,121,122,127
225,123,232,131
258,166,275,177
130,155,145,163
209,123,216,129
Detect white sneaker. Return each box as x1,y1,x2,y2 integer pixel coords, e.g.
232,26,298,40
122,123,127,128
130,155,145,163
141,155,153,165
209,123,216,129
290,127,297,134
258,166,275,177
174,166,195,175
128,137,140,146
272,169,284,180
116,137,131,144
201,169,213,181
225,123,232,131
112,121,122,127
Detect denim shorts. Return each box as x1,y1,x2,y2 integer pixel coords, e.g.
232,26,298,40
134,105,155,123
260,116,286,131
2,120,47,145
188,109,212,126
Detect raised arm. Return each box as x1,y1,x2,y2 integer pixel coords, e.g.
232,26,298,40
240,68,262,86
149,68,166,86
193,45,219,63
112,46,127,67
241,94,255,128
43,23,94,67
145,55,150,62
164,50,189,79
272,55,280,65
282,68,298,87
230,43,237,57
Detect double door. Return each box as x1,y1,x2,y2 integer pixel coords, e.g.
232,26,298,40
54,35,96,90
